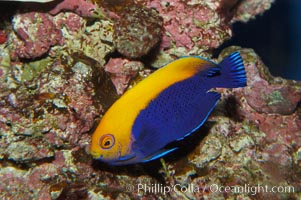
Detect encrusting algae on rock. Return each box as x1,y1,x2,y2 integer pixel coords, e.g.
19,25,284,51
113,5,163,58
0,0,300,199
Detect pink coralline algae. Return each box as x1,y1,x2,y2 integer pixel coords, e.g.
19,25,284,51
48,0,97,17
54,12,83,34
0,59,102,158
243,54,301,115
0,30,6,44
145,0,231,53
6,139,54,163
104,58,144,94
232,0,275,22
12,12,63,59
51,12,115,66
113,5,163,58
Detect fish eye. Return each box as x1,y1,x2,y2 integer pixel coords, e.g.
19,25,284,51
99,134,115,149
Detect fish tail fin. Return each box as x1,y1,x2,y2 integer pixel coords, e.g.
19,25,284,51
208,52,247,88
220,52,247,88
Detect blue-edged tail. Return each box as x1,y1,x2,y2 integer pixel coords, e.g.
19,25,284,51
207,52,247,88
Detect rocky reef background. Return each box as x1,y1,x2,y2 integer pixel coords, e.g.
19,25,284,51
0,0,300,199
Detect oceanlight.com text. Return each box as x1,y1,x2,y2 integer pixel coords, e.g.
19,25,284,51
124,183,295,196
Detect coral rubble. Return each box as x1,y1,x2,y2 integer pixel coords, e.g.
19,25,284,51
1,0,300,199
12,12,63,59
0,30,6,44
113,5,163,58
48,0,97,17
104,58,144,95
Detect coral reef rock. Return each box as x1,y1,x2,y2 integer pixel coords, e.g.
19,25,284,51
1,0,300,199
12,12,63,59
113,5,163,58
104,58,144,95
